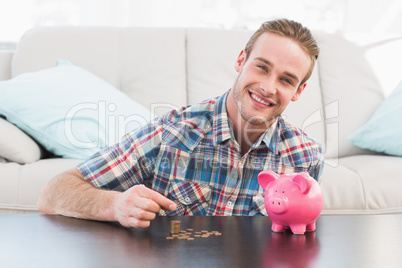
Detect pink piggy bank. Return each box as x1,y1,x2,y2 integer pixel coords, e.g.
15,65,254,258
258,170,323,235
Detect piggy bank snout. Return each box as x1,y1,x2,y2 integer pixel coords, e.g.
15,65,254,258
267,196,288,214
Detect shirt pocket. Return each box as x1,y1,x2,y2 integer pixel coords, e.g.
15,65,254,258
249,193,267,216
165,179,212,216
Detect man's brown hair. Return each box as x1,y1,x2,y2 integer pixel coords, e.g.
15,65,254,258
245,18,319,86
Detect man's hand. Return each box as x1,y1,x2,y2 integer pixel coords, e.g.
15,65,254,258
38,168,176,228
113,185,177,228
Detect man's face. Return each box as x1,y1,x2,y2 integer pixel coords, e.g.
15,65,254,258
230,32,311,127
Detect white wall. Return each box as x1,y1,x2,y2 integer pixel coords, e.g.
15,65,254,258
1,0,402,44
344,0,402,34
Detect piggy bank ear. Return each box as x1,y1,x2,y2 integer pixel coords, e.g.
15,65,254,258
258,170,279,190
291,172,313,194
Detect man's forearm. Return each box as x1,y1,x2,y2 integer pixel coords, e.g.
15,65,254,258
37,169,118,222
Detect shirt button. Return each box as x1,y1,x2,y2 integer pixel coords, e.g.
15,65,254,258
227,201,233,207
184,197,191,203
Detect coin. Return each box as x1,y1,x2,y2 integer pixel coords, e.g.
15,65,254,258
170,220,181,235
168,223,222,241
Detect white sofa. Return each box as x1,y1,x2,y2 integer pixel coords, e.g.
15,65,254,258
1,26,402,215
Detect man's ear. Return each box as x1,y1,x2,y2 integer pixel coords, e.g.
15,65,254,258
235,49,246,73
291,82,307,102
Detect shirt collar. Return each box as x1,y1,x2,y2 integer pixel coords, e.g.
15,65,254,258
260,118,278,148
212,91,232,146
267,117,283,154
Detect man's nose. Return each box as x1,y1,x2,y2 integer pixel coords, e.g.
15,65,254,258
260,77,277,96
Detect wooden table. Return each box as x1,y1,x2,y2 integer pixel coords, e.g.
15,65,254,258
1,214,402,267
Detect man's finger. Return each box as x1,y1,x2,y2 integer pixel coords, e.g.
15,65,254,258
126,217,151,229
131,206,157,221
136,185,177,211
134,196,162,213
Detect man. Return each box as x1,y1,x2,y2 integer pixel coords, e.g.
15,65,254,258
38,18,323,228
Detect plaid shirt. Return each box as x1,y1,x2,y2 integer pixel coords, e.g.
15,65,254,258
77,91,324,216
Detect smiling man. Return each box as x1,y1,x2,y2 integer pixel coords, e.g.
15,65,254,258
38,19,324,228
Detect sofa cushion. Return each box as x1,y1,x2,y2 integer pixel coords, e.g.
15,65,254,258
0,158,82,212
12,26,187,116
320,159,366,214
348,81,402,156
0,60,152,159
0,117,43,164
186,28,252,105
316,33,402,158
0,51,12,80
321,155,402,215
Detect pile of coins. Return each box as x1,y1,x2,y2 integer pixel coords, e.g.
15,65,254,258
170,220,181,235
166,220,222,240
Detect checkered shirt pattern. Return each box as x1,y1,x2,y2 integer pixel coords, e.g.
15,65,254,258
77,91,324,216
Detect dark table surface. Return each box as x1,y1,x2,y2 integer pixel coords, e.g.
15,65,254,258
1,214,402,268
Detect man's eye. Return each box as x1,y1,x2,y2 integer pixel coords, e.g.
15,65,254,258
257,65,268,72
282,78,293,85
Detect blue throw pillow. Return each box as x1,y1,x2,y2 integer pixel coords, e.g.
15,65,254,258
0,60,153,159
348,81,402,156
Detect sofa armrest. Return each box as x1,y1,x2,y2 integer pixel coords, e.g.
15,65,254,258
0,51,13,81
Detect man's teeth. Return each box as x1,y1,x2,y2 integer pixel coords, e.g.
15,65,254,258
251,94,271,106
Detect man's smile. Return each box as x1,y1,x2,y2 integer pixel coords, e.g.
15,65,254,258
250,92,275,107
